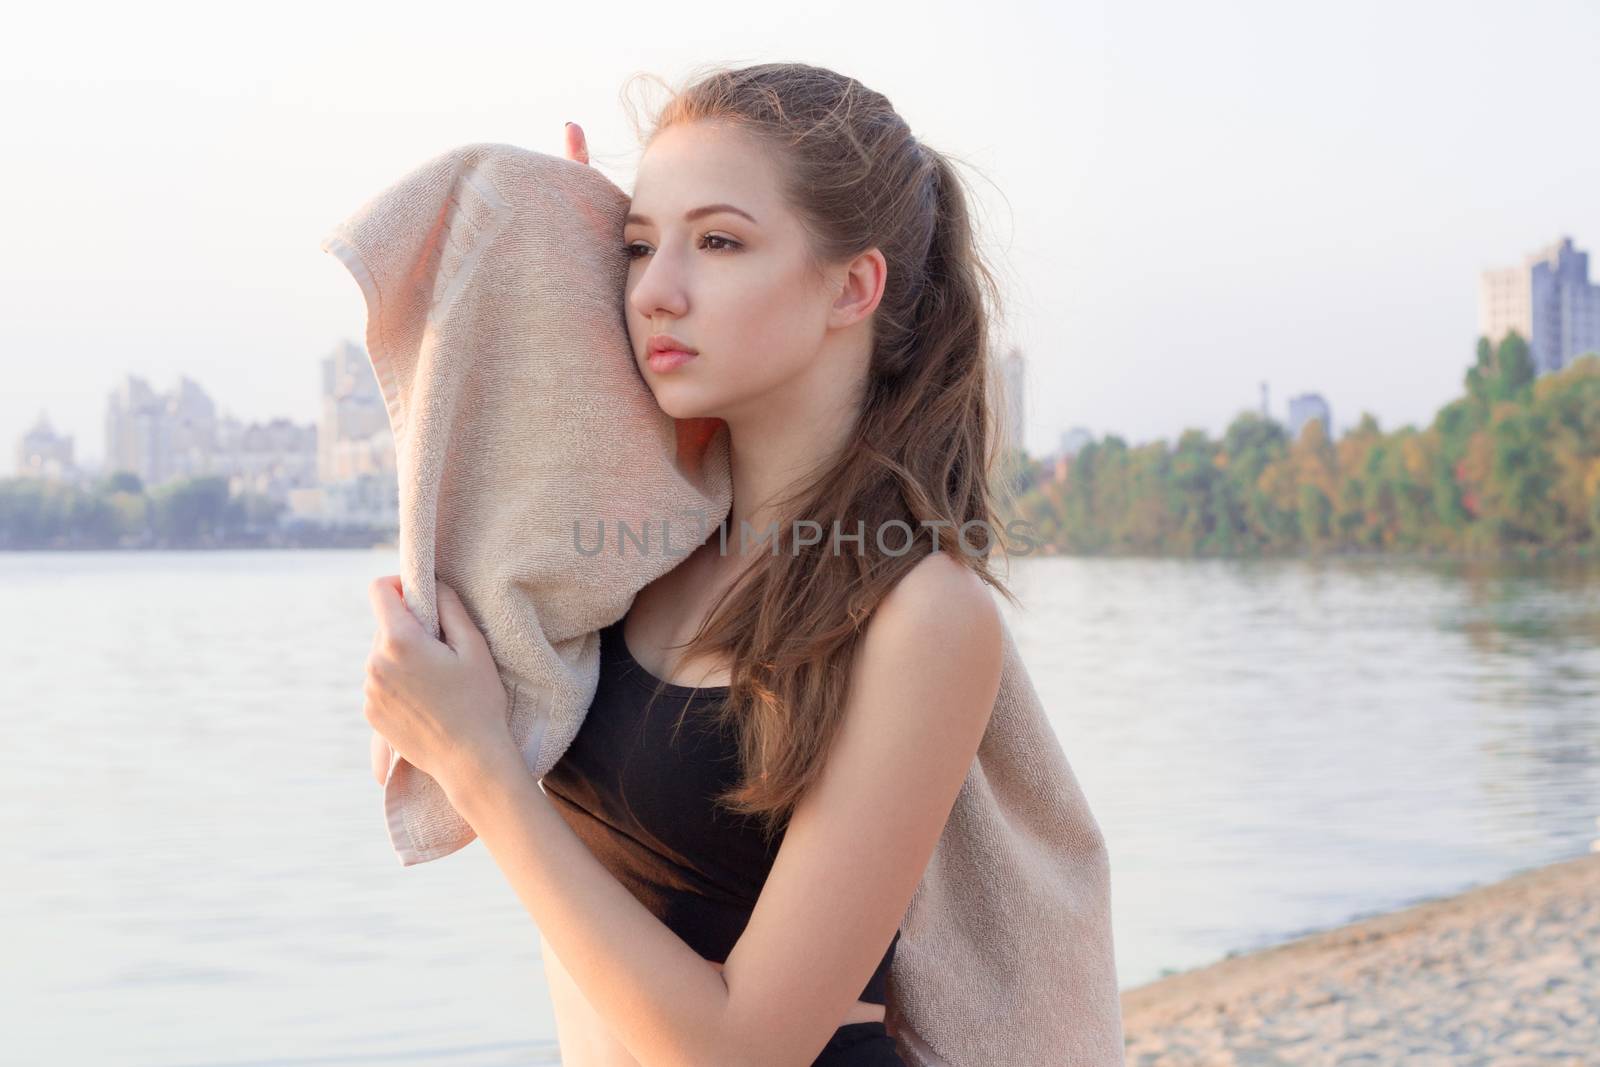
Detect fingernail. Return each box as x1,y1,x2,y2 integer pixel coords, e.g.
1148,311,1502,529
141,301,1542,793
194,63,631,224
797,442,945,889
565,121,575,129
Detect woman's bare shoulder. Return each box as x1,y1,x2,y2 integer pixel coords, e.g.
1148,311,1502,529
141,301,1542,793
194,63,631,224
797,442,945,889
879,549,996,621
859,550,1003,722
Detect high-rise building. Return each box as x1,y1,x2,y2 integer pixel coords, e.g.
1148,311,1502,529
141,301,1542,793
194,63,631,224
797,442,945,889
1287,393,1332,442
103,373,218,487
1479,236,1600,376
999,346,1027,456
319,340,393,483
298,340,397,530
103,375,160,484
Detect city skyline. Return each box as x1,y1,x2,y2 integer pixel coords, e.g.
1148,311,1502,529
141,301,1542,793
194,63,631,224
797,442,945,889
12,334,1333,483
16,273,1582,486
15,342,400,531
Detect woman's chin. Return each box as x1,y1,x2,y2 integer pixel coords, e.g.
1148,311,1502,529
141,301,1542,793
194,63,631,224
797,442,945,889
649,390,714,422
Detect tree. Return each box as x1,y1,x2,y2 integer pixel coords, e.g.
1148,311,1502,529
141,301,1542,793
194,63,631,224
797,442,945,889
1531,354,1600,546
1491,331,1535,404
99,470,144,495
149,476,232,546
1481,403,1558,547
1168,428,1219,554
1218,411,1293,550
1464,336,1494,411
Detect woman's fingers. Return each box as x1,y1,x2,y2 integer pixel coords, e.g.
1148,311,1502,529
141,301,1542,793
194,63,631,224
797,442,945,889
564,122,589,166
368,574,427,648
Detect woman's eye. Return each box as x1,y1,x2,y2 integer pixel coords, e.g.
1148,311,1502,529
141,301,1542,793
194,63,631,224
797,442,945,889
622,235,741,260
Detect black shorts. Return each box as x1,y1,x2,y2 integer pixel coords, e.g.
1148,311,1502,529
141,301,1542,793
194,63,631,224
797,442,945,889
810,1021,906,1066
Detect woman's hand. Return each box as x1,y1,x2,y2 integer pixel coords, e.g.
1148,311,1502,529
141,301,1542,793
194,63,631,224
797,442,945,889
564,121,589,165
363,575,517,796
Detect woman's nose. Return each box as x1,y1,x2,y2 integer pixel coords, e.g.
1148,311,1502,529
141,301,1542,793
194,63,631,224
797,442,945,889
628,255,689,319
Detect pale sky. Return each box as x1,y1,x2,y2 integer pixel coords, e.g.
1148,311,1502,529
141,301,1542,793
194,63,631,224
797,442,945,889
3,0,1596,467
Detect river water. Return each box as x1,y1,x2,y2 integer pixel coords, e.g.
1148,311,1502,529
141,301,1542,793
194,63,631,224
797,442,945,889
4,549,1596,1064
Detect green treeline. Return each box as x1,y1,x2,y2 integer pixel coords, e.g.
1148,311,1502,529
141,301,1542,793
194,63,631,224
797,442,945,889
1013,334,1600,558
0,472,380,549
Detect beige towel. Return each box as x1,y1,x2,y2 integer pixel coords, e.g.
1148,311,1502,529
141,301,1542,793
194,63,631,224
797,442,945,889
319,143,733,866
320,142,1124,1067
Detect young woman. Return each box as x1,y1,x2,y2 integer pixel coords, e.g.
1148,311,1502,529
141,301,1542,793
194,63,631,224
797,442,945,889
363,62,1020,1066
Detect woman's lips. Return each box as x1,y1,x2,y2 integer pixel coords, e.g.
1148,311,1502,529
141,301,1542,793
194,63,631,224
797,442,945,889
647,349,697,373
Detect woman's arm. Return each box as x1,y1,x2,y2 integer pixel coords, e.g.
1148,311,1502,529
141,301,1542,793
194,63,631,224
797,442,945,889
447,749,732,1067
445,550,1002,1067
710,550,1001,1061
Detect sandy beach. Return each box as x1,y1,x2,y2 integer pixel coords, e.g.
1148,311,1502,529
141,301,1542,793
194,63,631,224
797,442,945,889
1119,852,1600,1066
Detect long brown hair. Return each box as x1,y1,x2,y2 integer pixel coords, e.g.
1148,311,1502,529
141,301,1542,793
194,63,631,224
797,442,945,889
620,62,1023,842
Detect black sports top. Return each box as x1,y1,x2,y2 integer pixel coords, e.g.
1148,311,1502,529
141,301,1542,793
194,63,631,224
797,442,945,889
540,617,900,1005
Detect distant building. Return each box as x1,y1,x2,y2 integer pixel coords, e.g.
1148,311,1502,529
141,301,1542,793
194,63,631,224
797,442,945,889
217,415,318,501
287,474,397,530
103,374,219,487
1287,393,1332,443
1479,235,1600,376
999,346,1027,456
15,411,78,481
104,375,162,484
318,340,394,483
290,340,397,530
1051,427,1094,484
1058,426,1093,458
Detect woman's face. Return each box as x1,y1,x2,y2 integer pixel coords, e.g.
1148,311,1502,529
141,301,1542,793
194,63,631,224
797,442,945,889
622,121,841,420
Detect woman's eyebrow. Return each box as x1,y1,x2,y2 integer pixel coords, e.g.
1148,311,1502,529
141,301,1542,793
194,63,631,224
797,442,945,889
624,203,759,227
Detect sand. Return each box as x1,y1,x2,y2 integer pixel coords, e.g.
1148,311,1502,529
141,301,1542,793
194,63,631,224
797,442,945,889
1118,852,1600,1066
